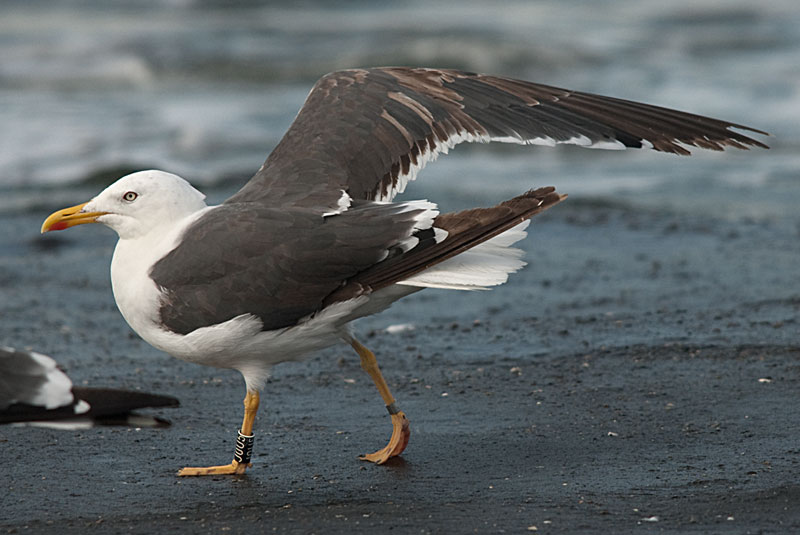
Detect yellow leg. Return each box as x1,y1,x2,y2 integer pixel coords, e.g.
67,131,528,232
178,391,260,476
349,337,410,464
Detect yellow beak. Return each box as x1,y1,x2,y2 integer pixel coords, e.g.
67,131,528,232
40,202,108,233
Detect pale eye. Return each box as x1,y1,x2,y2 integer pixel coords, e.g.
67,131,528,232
122,191,138,202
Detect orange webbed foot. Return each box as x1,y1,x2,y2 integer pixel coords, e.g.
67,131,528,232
360,411,410,464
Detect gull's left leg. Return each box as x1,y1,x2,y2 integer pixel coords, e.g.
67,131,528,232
178,390,260,476
347,336,410,464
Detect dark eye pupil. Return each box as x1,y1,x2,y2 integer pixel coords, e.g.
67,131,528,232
124,192,137,201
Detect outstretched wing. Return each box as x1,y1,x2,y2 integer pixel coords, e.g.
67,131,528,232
227,67,768,212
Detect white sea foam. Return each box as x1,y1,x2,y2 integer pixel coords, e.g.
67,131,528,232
0,0,791,200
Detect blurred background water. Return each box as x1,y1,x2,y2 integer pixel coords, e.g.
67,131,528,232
0,0,797,220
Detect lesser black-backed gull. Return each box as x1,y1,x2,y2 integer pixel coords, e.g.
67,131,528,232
41,67,767,475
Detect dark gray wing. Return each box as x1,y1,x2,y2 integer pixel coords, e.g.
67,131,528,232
0,386,178,425
227,67,768,212
0,347,179,424
148,201,438,334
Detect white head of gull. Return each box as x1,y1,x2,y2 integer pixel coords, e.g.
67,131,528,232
83,170,208,240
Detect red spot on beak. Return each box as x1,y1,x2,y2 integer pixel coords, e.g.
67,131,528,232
49,221,69,231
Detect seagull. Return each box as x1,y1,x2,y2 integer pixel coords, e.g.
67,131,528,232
0,346,178,428
40,67,767,476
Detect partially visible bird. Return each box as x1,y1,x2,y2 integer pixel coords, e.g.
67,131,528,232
0,346,178,428
40,67,767,475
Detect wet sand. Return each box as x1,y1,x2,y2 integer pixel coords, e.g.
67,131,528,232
2,194,799,534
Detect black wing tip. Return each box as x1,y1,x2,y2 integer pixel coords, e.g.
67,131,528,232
727,125,771,148
675,132,769,156
517,186,568,203
72,387,180,412
648,124,770,157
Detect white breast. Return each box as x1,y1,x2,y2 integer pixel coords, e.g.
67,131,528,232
109,208,212,358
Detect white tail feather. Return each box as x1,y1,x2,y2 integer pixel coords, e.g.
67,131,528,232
397,220,530,290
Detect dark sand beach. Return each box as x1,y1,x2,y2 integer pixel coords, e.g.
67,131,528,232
2,190,798,534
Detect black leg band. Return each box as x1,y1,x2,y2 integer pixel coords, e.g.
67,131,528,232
386,402,400,415
234,429,255,464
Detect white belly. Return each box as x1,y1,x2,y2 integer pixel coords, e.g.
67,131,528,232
107,212,419,393
108,231,371,391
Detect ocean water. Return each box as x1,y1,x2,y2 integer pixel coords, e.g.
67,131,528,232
0,0,797,220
